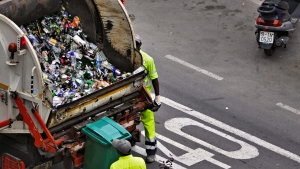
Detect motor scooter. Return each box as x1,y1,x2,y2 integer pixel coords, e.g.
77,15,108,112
255,0,300,56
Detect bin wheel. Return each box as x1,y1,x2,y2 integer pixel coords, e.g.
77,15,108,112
63,156,74,169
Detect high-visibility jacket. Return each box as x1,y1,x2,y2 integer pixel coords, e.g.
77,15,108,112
140,50,158,94
140,50,158,155
110,155,146,169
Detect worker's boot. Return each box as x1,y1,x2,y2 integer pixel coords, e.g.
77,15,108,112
146,154,156,163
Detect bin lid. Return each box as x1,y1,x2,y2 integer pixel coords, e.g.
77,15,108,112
82,116,132,146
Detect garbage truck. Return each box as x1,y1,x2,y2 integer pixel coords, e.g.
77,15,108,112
0,0,152,168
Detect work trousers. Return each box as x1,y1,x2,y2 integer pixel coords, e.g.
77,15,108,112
141,109,157,155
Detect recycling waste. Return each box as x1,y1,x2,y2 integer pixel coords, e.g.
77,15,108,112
20,6,132,108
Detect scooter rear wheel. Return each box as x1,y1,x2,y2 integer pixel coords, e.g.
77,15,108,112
264,47,275,56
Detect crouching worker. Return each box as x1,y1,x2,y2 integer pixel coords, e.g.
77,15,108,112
110,139,147,169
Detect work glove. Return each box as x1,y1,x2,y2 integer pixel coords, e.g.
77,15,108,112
151,95,161,112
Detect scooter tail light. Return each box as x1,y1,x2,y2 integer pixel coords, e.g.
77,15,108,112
256,17,282,27
256,17,264,25
273,20,282,27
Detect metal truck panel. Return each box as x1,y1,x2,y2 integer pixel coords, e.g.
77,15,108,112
0,0,61,26
47,73,144,128
0,14,48,133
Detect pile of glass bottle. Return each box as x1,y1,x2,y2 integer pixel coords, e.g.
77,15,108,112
20,7,131,108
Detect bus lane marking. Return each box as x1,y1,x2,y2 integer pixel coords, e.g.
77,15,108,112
155,132,231,169
132,131,231,169
159,95,300,164
165,55,224,80
131,145,187,169
276,102,300,115
165,118,259,160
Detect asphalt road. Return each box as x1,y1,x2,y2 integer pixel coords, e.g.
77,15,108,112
125,0,300,168
2,0,300,169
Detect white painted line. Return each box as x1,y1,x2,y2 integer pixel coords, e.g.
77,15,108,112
165,55,224,80
131,145,187,169
156,133,231,169
159,95,300,164
140,128,231,168
276,103,300,115
165,118,259,160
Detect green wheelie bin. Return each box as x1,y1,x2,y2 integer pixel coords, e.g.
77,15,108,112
82,116,132,169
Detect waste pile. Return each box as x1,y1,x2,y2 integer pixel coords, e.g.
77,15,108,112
20,6,131,108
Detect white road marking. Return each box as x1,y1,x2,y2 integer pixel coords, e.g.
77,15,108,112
276,102,300,115
156,132,231,169
165,55,224,80
131,145,187,169
165,118,259,160
159,95,300,164
135,130,231,168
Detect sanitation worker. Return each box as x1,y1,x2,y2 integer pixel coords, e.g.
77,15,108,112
110,139,146,169
135,34,161,163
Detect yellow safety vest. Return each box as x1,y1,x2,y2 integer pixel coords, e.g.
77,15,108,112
110,155,146,169
140,50,158,94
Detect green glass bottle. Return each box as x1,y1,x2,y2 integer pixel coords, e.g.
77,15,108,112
81,55,94,68
86,79,95,87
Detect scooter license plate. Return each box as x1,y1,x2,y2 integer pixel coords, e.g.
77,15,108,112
259,31,274,43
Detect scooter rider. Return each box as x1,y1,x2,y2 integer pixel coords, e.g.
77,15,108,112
135,34,161,163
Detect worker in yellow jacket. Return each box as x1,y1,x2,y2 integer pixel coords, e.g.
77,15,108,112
135,34,161,163
110,139,146,169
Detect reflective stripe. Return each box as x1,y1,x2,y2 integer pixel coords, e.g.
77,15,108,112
149,71,157,75
144,71,157,78
146,145,156,150
145,137,157,150
145,137,156,142
143,79,151,87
